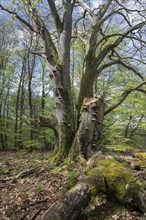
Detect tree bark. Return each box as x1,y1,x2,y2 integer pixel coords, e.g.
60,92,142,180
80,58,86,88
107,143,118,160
71,96,104,159
42,182,91,220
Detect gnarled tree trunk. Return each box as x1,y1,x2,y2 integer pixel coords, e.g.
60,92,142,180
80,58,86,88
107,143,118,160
71,96,104,159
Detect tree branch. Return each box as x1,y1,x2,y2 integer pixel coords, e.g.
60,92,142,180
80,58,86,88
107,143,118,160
85,0,112,58
47,0,62,34
0,4,36,32
99,60,144,81
0,3,58,67
38,116,58,138
95,20,146,68
30,8,57,66
77,0,96,18
129,114,144,138
136,88,146,95
104,80,146,115
117,60,144,80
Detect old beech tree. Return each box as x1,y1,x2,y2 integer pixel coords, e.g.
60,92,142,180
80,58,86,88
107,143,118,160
1,0,146,159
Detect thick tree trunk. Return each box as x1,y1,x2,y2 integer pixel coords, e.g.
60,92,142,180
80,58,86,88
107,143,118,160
42,0,75,158
77,61,97,113
71,96,104,159
51,64,74,157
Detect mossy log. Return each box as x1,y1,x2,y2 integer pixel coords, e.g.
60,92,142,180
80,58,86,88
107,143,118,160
42,154,146,220
86,154,146,212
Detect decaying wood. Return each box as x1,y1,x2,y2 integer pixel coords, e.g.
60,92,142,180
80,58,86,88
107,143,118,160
71,96,104,159
42,182,91,220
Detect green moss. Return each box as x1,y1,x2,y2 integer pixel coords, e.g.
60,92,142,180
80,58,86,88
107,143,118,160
105,144,133,152
87,168,105,195
78,155,87,166
135,160,146,167
135,152,146,160
134,152,146,167
66,170,80,189
2,166,9,175
51,166,61,176
86,158,140,203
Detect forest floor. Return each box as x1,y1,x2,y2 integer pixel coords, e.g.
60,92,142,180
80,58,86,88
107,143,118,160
0,149,146,220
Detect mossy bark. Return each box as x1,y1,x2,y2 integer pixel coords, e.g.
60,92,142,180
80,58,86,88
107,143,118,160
42,182,91,220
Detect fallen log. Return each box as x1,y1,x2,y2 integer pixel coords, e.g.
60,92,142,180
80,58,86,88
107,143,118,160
42,154,146,220
42,182,91,220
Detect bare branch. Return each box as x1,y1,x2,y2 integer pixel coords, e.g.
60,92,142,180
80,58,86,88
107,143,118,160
0,4,36,32
117,60,144,81
95,20,146,68
86,0,112,58
30,51,46,59
97,0,113,21
47,0,62,34
30,7,58,66
104,80,146,115
136,88,146,95
77,0,96,18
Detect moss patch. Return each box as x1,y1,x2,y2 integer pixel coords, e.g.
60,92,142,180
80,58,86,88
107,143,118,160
86,158,140,204
87,168,105,195
135,160,146,167
134,152,146,167
135,152,146,160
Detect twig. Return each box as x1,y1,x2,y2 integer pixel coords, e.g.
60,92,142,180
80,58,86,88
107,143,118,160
0,168,34,183
30,208,42,220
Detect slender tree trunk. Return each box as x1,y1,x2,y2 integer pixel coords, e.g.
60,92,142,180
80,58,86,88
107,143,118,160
3,88,10,149
41,62,49,150
14,53,26,148
0,107,5,149
41,65,45,115
0,57,7,149
27,35,37,144
19,69,25,146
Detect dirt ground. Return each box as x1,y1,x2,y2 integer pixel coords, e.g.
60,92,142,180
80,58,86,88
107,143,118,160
0,150,145,220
